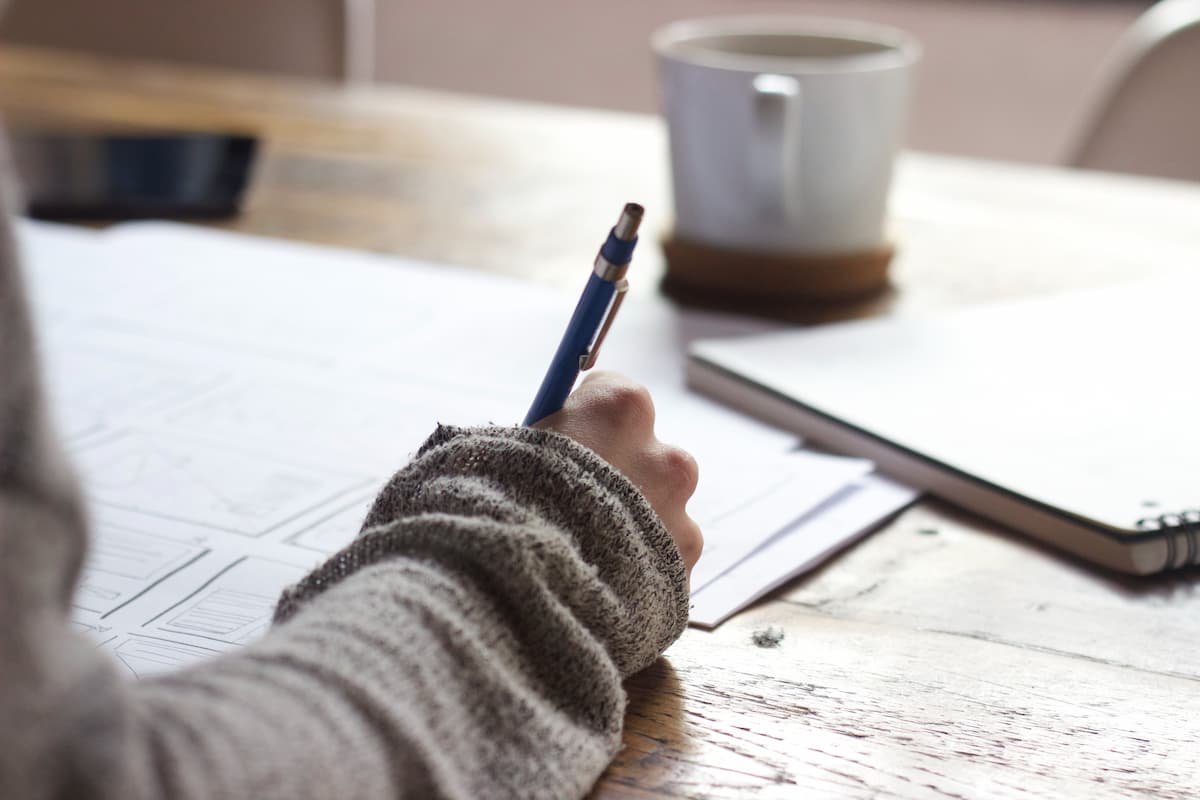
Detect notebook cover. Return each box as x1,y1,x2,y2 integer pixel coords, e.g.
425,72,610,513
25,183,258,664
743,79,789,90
688,271,1200,572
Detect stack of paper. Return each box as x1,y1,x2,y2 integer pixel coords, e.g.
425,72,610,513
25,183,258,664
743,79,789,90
688,474,915,626
20,221,915,675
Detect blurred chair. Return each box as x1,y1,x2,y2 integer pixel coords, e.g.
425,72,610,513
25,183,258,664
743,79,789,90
1067,0,1200,181
0,0,375,82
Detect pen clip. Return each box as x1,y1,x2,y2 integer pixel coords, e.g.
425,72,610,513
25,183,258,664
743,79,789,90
579,278,628,371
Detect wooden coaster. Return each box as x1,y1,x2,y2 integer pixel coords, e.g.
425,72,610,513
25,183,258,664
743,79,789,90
661,234,894,307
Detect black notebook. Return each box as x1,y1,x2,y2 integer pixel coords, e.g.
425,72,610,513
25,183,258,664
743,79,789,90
688,271,1200,575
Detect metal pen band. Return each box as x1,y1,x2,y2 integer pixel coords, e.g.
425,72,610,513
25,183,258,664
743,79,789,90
593,255,630,282
521,201,643,426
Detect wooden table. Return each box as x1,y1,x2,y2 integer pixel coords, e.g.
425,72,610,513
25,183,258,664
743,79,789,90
3,46,1198,799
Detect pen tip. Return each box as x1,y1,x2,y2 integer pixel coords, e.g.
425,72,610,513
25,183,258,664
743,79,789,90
614,203,644,240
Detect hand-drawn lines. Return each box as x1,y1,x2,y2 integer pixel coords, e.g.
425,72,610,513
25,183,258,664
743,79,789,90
160,377,435,467
286,495,376,555
73,431,371,536
112,636,221,679
146,557,310,647
40,345,225,439
74,524,208,616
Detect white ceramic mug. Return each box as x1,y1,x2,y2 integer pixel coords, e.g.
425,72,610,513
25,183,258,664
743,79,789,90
654,17,920,255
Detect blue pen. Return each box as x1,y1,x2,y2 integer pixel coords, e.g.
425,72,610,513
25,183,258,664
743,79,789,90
523,202,643,425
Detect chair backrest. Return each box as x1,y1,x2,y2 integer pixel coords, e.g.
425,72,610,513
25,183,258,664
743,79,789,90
0,0,374,82
1067,0,1200,181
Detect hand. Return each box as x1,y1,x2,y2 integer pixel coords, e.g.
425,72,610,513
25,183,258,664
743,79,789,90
533,371,703,577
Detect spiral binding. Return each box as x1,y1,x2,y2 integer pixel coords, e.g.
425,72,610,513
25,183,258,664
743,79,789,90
1135,509,1200,569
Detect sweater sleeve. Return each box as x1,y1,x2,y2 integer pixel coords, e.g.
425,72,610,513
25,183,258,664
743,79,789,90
0,216,689,798
129,425,688,800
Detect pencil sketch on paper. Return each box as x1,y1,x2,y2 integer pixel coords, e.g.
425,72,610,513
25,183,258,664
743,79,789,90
73,524,208,617
112,636,222,679
286,496,376,555
72,431,371,536
39,343,226,440
160,379,434,466
149,557,311,647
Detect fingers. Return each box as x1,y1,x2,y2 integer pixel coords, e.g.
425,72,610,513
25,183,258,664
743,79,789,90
570,371,656,439
640,444,703,574
665,513,704,573
534,371,704,576
658,443,700,500
534,372,653,456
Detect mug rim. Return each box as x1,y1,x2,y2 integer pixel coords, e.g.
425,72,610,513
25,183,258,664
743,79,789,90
652,15,921,74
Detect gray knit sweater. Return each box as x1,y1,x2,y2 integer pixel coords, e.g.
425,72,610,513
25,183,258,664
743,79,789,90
0,193,689,795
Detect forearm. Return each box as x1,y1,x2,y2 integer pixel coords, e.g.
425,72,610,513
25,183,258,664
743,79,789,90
3,426,688,800
258,425,689,797
280,424,689,677
136,556,621,799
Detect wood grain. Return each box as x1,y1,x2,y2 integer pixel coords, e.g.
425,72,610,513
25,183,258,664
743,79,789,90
3,45,1198,799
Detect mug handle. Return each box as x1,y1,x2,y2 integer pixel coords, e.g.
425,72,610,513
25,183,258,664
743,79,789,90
750,73,801,221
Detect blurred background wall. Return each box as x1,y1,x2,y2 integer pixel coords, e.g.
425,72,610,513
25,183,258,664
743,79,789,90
0,0,356,79
0,0,1155,165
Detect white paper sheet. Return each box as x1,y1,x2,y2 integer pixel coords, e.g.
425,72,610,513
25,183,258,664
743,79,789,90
689,475,919,628
687,450,873,592
18,219,907,662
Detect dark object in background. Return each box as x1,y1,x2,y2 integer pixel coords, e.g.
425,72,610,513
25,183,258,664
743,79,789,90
7,131,258,220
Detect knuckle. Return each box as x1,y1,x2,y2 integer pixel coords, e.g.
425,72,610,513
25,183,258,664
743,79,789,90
660,446,700,497
598,382,655,428
677,519,704,565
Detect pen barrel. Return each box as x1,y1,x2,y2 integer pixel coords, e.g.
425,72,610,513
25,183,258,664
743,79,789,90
523,273,617,425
